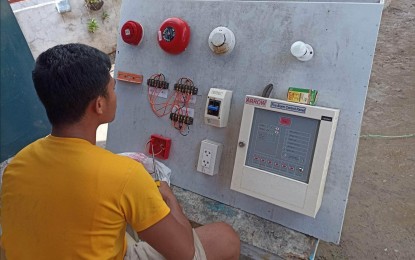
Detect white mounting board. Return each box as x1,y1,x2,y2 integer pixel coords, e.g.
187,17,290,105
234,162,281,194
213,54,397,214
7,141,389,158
107,0,383,243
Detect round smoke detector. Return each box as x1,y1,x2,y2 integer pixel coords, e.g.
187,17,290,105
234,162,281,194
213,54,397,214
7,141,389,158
208,27,235,55
290,41,314,61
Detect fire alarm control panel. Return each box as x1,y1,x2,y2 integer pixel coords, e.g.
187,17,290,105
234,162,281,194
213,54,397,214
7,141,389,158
204,88,232,128
231,96,339,217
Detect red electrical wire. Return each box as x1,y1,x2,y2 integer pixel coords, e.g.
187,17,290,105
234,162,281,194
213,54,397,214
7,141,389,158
147,73,173,117
147,75,195,135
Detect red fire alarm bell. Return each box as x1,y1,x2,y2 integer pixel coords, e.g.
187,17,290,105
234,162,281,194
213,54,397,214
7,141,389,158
157,17,190,55
121,21,143,46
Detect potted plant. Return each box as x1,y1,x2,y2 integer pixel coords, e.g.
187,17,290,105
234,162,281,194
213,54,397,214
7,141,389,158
85,0,104,11
87,19,99,33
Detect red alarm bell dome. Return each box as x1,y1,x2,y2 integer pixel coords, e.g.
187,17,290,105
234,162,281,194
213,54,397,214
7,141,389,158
157,17,190,54
121,21,143,46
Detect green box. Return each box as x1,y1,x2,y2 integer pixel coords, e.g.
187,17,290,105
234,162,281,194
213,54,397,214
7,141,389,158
287,87,318,105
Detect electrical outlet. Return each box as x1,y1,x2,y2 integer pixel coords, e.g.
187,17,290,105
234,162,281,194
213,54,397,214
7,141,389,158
201,149,212,168
197,139,223,175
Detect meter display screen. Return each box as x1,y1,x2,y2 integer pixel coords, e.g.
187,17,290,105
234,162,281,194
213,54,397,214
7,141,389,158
245,108,320,183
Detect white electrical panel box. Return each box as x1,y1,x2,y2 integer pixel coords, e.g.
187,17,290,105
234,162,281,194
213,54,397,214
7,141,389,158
204,88,233,127
231,96,339,217
197,139,223,176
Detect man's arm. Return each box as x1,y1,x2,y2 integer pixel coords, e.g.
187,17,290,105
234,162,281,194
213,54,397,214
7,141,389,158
137,182,195,260
157,181,194,233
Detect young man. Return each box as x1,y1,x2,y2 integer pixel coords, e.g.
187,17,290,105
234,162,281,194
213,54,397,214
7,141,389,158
1,44,240,260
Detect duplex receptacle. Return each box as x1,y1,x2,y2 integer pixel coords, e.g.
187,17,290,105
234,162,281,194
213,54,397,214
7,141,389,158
197,139,223,175
201,149,212,168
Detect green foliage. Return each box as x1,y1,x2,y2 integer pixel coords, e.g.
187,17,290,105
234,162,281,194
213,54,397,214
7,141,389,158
85,0,100,4
87,19,99,33
85,0,104,11
101,11,109,21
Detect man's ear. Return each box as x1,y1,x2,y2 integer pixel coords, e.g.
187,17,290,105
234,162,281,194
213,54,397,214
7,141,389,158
94,96,105,115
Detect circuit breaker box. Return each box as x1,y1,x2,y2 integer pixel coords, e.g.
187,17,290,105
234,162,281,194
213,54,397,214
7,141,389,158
231,96,339,217
204,88,233,128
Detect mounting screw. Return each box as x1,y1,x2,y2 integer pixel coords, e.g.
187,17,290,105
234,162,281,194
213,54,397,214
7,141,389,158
238,141,245,147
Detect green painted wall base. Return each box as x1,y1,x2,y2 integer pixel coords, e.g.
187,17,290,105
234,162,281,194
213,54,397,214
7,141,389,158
0,0,50,161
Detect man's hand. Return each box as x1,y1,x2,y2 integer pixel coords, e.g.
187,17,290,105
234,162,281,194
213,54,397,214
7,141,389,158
158,181,176,205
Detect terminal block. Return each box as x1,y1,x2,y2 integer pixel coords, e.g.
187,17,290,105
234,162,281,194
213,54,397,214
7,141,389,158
147,79,169,89
169,112,194,125
174,84,198,95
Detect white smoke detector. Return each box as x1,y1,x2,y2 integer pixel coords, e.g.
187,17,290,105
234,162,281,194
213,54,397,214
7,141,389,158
208,27,236,55
291,41,314,61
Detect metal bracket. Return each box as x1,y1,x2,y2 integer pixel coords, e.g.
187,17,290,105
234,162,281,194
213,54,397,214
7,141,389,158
117,71,143,84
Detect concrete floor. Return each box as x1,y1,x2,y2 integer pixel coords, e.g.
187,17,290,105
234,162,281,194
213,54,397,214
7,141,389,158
316,0,415,258
11,0,120,58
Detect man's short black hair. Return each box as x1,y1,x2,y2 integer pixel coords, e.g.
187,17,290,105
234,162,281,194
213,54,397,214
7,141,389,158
32,43,111,126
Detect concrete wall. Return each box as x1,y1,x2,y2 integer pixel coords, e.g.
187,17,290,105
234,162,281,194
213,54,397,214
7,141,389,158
10,0,121,58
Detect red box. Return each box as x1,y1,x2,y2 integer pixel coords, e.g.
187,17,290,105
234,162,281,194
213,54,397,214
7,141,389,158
148,134,171,160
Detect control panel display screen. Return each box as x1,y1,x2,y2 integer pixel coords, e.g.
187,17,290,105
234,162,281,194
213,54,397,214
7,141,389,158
245,108,320,183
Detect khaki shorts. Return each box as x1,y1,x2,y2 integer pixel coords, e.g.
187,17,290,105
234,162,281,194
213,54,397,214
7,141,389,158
124,229,206,260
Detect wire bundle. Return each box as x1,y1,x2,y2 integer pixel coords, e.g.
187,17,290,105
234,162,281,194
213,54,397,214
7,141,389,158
147,75,195,136
147,73,174,117
170,78,195,136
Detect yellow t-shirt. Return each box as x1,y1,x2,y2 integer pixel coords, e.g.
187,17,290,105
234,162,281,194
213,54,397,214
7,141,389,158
1,135,170,260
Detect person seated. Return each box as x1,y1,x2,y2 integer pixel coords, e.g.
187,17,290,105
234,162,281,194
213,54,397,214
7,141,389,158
1,43,240,260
